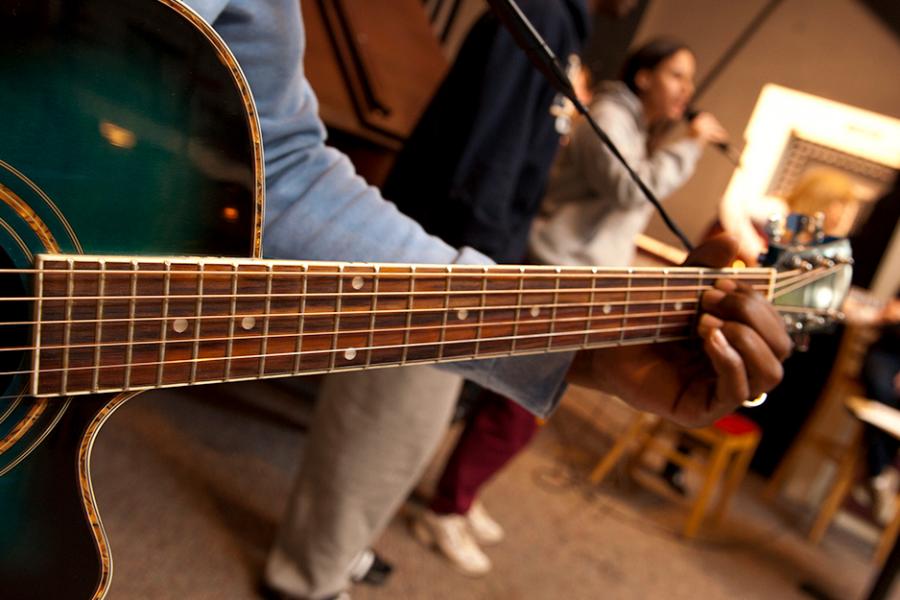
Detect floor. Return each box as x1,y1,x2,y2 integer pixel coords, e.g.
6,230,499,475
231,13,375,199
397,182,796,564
87,378,896,600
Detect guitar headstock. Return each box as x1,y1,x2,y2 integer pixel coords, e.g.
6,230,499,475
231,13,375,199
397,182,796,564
759,213,853,350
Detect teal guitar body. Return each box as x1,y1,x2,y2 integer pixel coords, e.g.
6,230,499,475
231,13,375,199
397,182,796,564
0,1,262,597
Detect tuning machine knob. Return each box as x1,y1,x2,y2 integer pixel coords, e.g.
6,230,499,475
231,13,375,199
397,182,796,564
789,256,813,270
765,214,786,243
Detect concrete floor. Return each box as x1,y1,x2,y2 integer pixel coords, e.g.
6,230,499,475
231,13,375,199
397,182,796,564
87,378,896,600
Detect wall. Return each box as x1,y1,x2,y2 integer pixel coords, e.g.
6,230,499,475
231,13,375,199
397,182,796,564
632,0,900,282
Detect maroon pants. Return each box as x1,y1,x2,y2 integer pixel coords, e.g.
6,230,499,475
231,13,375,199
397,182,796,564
429,390,539,515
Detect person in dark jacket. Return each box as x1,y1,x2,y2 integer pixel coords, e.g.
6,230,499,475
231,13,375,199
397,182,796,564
385,0,592,576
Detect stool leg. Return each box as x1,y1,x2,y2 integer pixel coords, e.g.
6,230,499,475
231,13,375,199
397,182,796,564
627,418,665,479
709,438,757,527
808,444,860,544
684,443,731,538
590,413,647,485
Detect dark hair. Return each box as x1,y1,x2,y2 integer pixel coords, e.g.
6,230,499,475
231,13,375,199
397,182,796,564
620,37,692,95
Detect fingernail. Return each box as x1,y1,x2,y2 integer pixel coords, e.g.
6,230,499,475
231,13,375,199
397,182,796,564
701,289,726,311
710,328,730,353
697,313,725,338
715,279,737,292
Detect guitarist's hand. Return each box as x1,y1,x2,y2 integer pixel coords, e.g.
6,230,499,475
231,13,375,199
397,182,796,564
567,234,792,427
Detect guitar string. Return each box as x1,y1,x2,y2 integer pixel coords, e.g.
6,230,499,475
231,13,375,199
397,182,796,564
0,300,827,358
0,264,823,305
768,264,846,298
0,335,702,403
0,280,774,304
767,264,844,290
0,306,701,354
0,266,775,278
0,294,707,329
5,319,698,381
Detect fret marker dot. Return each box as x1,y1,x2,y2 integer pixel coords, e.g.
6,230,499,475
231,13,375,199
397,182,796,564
344,348,357,361
674,301,684,311
602,304,612,314
241,316,256,330
172,318,188,333
530,306,540,318
351,276,364,290
457,309,469,321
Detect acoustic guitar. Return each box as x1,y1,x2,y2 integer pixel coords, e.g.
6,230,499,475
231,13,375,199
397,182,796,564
0,1,852,598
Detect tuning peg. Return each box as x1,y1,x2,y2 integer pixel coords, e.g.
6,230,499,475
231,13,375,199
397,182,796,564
812,212,826,242
789,256,813,271
765,214,785,243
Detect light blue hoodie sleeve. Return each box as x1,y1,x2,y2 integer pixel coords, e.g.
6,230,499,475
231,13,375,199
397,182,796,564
184,0,573,415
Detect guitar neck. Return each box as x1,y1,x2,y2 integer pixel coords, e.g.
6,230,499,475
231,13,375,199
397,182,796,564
29,254,775,397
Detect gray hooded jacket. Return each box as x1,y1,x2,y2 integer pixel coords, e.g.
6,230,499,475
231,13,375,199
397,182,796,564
529,81,702,267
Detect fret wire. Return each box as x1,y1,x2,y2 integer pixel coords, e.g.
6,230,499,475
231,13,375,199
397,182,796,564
400,266,415,365
474,266,488,356
365,266,380,368
31,262,45,396
224,263,239,380
583,267,597,348
91,260,106,392
60,258,75,395
8,306,701,355
694,270,704,334
620,268,632,345
10,295,706,333
329,265,345,372
546,268,561,351
125,260,139,389
28,319,697,382
655,269,668,341
436,266,451,361
511,266,525,356
259,264,275,377
188,263,204,385
156,261,172,387
292,264,309,375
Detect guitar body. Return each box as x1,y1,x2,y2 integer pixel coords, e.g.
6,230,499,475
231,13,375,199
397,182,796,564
0,1,262,597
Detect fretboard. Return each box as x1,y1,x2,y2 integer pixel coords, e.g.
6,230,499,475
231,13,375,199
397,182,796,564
30,254,775,397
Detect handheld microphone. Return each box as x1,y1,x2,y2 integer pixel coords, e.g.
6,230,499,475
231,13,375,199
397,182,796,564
684,108,741,167
484,0,694,251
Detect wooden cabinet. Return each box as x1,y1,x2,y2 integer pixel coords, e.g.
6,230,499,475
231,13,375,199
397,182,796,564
301,0,449,185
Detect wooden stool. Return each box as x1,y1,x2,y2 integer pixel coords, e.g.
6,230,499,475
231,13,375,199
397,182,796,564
764,325,879,545
591,412,761,538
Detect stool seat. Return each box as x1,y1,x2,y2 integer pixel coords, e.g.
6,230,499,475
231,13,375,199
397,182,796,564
713,414,761,436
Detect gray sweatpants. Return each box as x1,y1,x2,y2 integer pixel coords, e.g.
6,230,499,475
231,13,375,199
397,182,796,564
264,366,463,599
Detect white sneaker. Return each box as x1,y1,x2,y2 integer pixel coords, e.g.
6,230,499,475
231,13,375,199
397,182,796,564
412,509,492,576
465,500,505,545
